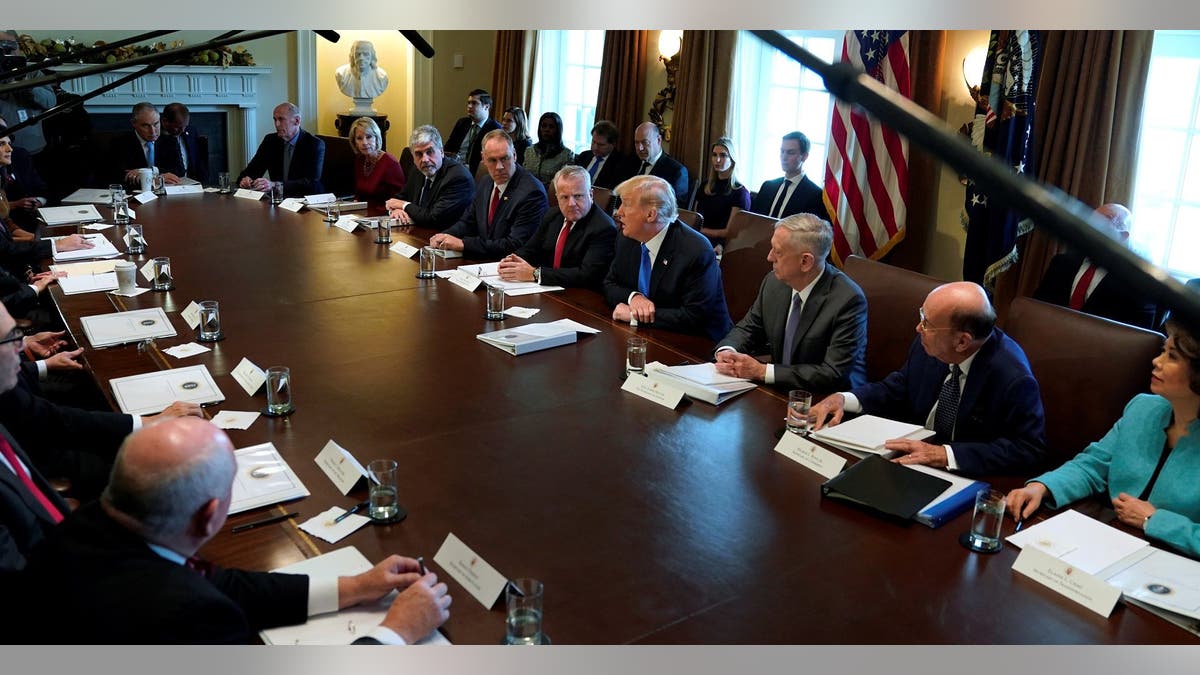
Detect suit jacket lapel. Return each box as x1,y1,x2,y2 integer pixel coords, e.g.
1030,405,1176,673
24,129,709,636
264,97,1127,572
956,330,999,421
0,427,66,524
649,222,679,297
791,269,832,350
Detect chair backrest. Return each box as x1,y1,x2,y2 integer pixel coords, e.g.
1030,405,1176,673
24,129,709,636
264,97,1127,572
842,255,943,381
677,208,704,231
398,146,415,182
545,178,557,207
317,133,355,197
1003,296,1164,470
592,186,613,215
719,208,777,321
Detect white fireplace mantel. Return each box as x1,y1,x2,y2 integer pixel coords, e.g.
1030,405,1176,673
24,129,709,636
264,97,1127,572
52,64,272,171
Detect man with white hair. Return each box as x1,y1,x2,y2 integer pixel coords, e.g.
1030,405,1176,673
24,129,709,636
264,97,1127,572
238,101,326,197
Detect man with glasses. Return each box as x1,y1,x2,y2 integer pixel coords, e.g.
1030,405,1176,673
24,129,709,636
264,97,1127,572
810,282,1045,475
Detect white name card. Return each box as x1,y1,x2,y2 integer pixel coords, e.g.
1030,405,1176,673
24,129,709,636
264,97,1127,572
433,532,510,609
164,184,204,195
314,439,370,495
446,269,483,292
180,301,202,330
332,216,361,233
133,191,157,204
774,433,847,479
390,242,419,258
139,259,156,282
235,188,265,200
277,198,304,213
231,357,266,396
1012,546,1122,617
621,373,685,409
304,192,336,204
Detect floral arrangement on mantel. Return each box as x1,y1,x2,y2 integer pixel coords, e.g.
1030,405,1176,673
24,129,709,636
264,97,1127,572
16,34,255,67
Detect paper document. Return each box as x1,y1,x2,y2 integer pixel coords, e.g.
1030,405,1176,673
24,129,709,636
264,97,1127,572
229,442,310,514
645,362,757,406
461,262,500,277
503,307,540,318
303,193,336,204
51,234,122,262
211,410,261,430
109,364,225,415
58,272,118,295
80,307,177,348
810,414,935,457
39,204,102,225
61,188,118,204
1007,509,1149,575
163,184,204,195
662,362,751,386
132,191,156,204
162,342,211,359
542,318,602,334
1105,547,1200,626
50,260,120,276
299,507,371,544
83,223,114,232
262,547,451,645
484,276,565,295
477,325,577,355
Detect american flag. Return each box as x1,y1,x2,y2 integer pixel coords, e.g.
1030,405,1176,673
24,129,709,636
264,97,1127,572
824,30,910,265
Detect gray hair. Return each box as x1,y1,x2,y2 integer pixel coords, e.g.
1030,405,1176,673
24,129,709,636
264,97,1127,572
410,124,444,151
615,174,677,224
554,164,591,193
776,213,833,260
130,101,157,119
481,129,514,154
276,102,301,119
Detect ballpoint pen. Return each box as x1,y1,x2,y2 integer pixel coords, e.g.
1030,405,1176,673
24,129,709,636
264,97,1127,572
1014,518,1024,533
332,500,370,524
417,556,427,575
231,511,299,533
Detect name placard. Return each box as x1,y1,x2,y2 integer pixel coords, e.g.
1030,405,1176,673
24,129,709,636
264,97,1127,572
1012,547,1122,617
621,373,685,409
390,242,420,258
277,198,304,212
180,301,202,330
234,188,265,200
447,269,483,292
139,259,156,282
433,532,509,609
231,357,266,396
133,191,157,204
774,433,846,479
332,216,361,233
314,439,370,495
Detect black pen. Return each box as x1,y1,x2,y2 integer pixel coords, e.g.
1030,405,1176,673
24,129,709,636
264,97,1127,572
231,511,298,533
417,556,427,575
333,500,370,524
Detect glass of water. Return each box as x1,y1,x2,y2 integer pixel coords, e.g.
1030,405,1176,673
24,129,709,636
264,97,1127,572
962,488,1006,553
417,245,438,279
270,181,284,205
126,223,145,254
625,336,647,376
151,171,166,196
505,578,545,645
485,284,506,320
264,366,294,415
787,390,812,435
376,218,393,244
198,300,222,341
217,171,231,193
151,256,173,291
367,459,399,522
108,183,125,208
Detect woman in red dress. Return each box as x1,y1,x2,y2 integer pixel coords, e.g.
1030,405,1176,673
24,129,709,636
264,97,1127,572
350,117,405,206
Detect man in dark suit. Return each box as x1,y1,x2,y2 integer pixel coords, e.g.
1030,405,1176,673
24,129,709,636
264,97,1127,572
430,130,548,260
499,164,616,290
385,125,473,229
715,213,867,394
108,102,185,188
20,417,452,644
750,131,827,220
604,175,732,342
811,282,1046,476
572,120,635,190
238,102,325,197
443,88,502,176
633,122,690,205
157,102,209,184
1033,203,1156,329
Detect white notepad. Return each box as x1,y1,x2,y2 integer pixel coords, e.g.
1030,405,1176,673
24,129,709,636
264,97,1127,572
39,204,102,225
229,442,310,515
80,307,177,348
57,272,118,295
810,414,936,457
109,364,225,415
50,234,122,262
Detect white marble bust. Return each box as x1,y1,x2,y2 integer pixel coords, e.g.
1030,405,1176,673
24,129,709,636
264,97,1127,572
335,41,389,114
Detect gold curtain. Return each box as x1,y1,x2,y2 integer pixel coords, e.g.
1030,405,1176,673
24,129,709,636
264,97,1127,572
993,30,1153,311
670,30,738,200
491,30,536,115
595,31,651,157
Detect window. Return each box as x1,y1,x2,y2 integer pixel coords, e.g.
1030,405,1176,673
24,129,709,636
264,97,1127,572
1130,30,1200,280
728,31,841,193
529,30,605,156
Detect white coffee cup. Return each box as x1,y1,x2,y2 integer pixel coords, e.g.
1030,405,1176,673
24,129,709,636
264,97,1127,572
114,261,137,293
136,168,154,193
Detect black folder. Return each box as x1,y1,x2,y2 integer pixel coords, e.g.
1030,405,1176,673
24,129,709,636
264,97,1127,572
820,455,953,523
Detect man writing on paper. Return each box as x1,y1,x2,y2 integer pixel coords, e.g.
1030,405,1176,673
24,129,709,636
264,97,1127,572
385,125,473,229
20,417,452,644
498,165,616,290
714,213,867,394
809,282,1046,475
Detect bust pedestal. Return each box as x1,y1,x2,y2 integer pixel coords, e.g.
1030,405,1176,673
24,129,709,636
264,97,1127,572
334,114,390,151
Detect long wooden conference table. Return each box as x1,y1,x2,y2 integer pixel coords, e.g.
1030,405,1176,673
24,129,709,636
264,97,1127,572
46,193,1190,644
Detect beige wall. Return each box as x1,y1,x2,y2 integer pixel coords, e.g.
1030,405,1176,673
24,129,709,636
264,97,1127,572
314,31,415,151
428,31,496,141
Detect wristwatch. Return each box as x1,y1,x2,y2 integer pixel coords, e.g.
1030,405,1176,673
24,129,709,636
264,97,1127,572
533,267,542,284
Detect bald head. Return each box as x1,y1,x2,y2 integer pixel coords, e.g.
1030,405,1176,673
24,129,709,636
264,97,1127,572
1095,203,1132,244
927,282,996,339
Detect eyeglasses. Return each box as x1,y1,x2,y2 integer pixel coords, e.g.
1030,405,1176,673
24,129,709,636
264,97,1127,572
917,307,954,333
0,328,24,348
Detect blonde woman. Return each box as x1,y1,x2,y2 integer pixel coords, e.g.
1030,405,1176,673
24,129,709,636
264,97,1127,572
695,137,750,246
349,117,405,205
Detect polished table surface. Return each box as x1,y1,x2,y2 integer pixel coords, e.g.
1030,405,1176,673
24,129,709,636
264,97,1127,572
48,193,1192,644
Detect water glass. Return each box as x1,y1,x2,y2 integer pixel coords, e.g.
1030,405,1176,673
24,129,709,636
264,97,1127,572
626,336,647,376
375,219,393,244
786,390,812,435
367,459,400,522
126,223,145,254
265,366,294,415
198,300,222,341
485,284,506,320
964,489,1006,553
269,181,284,205
417,245,438,279
114,199,131,225
217,171,231,193
151,172,166,196
108,183,125,208
324,202,340,223
505,578,545,645
151,256,173,291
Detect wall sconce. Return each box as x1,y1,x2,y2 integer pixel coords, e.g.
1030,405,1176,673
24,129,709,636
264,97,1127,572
649,30,683,140
962,45,987,100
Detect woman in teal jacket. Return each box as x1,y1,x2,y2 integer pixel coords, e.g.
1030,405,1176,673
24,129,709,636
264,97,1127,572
1007,319,1200,559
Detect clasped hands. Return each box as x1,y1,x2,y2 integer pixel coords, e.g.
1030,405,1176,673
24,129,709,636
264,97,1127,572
384,198,415,227
497,254,534,282
614,293,656,324
714,349,767,381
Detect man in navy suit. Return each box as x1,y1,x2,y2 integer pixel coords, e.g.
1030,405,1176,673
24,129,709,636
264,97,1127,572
499,164,616,290
750,131,827,220
157,102,209,185
1033,203,1156,329
238,102,325,197
811,282,1046,476
385,125,474,229
604,175,732,342
430,130,548,261
715,213,867,394
443,89,502,176
571,120,635,190
633,122,689,205
109,102,186,187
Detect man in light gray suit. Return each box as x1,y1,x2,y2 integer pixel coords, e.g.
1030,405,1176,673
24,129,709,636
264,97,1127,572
714,213,867,394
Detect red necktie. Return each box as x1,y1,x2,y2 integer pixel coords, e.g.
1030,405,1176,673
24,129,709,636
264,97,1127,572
487,186,501,235
0,436,63,523
552,221,573,269
1069,263,1097,310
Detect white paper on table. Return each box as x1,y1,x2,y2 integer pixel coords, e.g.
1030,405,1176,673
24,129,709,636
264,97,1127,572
80,307,177,347
50,260,120,276
163,184,204,195
1106,547,1200,618
231,357,267,396
51,234,122,262
433,270,456,279
61,188,117,204
262,547,451,645
109,364,224,415
110,287,150,297
229,442,309,514
515,322,577,338
58,272,118,295
481,275,565,295
1007,509,1149,575
211,410,261,430
180,301,202,330
83,223,114,232
162,342,212,359
133,191,157,204
447,269,483,292
123,229,148,250
204,187,221,193
809,414,935,456
543,318,602,334
503,306,540,318
277,198,304,213
663,362,751,386
39,204,102,225
460,262,501,277
298,507,372,544
389,242,419,258
303,193,337,205
234,188,265,200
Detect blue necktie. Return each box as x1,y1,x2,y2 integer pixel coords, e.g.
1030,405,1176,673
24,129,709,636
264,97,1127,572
587,157,601,179
638,244,652,297
781,293,803,366
146,141,155,168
